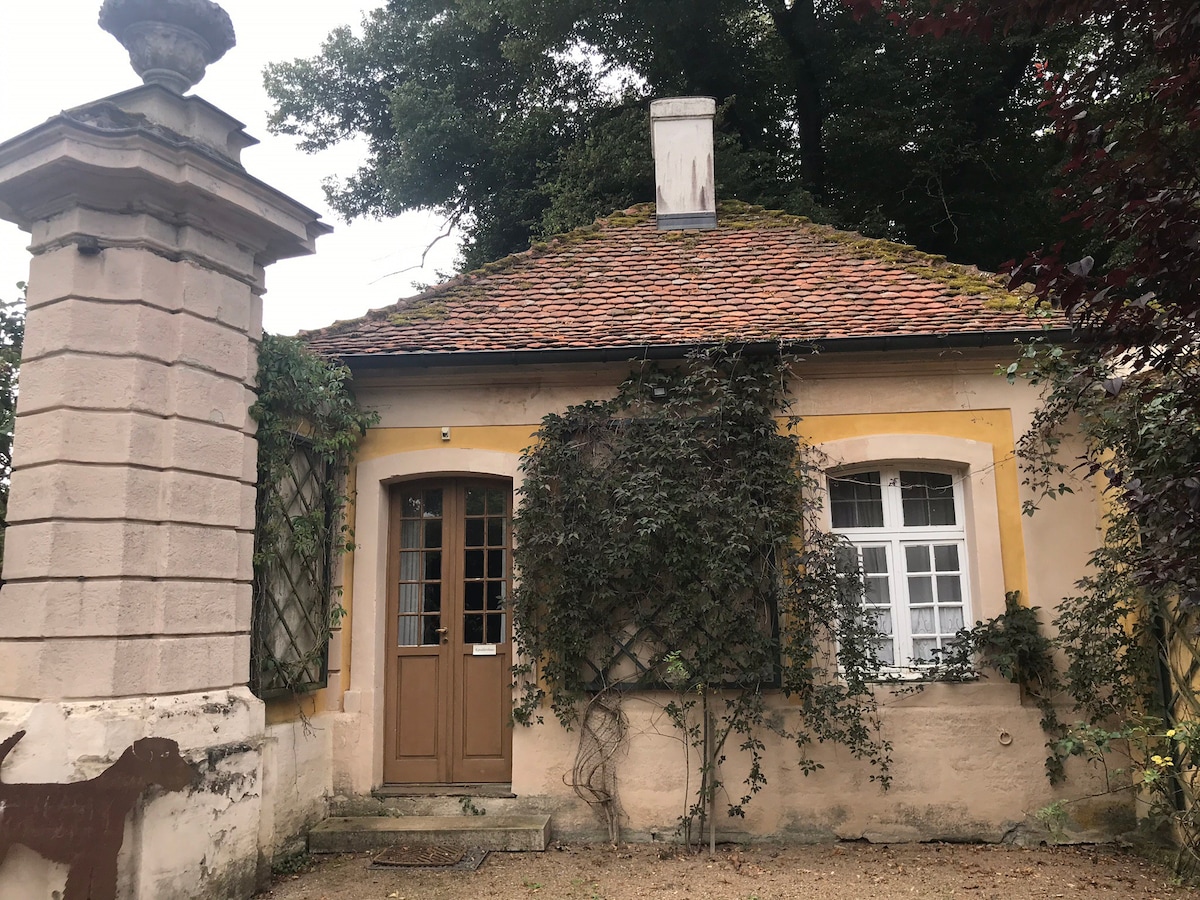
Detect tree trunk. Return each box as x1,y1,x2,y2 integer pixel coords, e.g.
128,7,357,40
770,0,827,199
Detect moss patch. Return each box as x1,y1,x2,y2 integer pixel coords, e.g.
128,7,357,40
389,298,449,326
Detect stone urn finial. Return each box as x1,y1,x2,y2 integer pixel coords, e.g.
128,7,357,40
99,0,236,94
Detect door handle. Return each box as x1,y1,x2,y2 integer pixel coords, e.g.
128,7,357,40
435,626,449,643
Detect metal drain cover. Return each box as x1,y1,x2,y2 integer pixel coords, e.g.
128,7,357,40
373,845,466,867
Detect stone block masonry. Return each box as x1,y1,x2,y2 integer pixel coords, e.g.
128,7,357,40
0,2,331,896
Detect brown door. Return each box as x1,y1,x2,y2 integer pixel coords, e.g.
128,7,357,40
383,479,513,784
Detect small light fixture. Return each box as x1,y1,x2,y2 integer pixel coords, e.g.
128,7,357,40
441,426,451,442
652,385,668,399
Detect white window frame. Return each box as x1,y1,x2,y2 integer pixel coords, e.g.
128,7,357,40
829,465,973,675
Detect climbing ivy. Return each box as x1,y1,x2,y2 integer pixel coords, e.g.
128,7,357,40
250,334,376,697
510,347,889,846
1015,339,1200,866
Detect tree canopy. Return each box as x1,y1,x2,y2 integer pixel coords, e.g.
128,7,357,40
849,0,1200,372
265,0,1082,271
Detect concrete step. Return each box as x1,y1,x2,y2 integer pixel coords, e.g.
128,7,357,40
309,815,552,853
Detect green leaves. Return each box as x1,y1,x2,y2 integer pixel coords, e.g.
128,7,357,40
249,335,378,697
0,283,24,578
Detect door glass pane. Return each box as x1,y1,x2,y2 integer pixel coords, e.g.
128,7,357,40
423,583,441,612
424,519,442,548
487,549,505,578
422,615,441,645
829,472,884,528
465,518,485,547
464,614,484,644
423,489,442,517
401,490,421,517
488,517,506,546
486,488,507,515
465,488,486,516
401,519,420,549
487,581,505,611
399,551,420,581
465,549,484,579
398,616,419,646
900,471,956,527
465,582,485,611
486,615,503,644
399,583,419,615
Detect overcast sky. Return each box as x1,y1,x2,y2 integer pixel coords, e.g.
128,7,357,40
0,0,457,335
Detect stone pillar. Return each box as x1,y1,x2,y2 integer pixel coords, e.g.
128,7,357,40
0,2,330,897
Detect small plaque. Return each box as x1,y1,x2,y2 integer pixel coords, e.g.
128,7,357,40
472,644,497,656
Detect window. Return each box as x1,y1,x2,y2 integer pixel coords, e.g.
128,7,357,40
828,467,970,672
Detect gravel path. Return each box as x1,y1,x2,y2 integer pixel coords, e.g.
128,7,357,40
258,841,1199,899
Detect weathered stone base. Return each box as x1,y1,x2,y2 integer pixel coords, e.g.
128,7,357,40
0,689,266,900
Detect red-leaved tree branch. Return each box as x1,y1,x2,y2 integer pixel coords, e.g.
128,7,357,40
847,0,1200,375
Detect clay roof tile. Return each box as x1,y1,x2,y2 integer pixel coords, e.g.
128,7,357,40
303,201,1058,360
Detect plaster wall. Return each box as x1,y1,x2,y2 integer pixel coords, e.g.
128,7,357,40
332,353,1114,841
258,713,334,863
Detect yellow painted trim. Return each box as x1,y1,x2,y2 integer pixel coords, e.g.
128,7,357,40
355,425,537,463
334,409,1027,711
265,692,318,725
800,410,1027,602
339,462,358,698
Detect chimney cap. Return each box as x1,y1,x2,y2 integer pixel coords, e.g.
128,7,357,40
650,97,717,121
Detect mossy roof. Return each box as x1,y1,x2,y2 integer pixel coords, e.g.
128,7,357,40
304,201,1061,361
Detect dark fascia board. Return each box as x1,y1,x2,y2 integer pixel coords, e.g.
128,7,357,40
333,327,1076,372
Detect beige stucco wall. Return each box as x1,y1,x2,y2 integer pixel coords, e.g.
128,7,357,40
328,349,1117,842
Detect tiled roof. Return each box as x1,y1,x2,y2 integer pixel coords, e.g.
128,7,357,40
303,202,1060,361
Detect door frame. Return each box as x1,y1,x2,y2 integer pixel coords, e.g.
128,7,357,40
340,449,524,795
380,471,515,785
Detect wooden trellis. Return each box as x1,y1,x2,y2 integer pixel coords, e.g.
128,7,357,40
251,438,333,697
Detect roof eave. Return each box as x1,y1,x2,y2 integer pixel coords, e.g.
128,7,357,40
329,327,1076,371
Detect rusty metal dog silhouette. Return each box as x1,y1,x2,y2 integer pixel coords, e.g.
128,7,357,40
0,729,196,900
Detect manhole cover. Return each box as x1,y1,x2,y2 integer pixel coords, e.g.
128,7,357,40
373,845,466,867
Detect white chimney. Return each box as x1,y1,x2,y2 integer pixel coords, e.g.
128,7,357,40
650,97,717,230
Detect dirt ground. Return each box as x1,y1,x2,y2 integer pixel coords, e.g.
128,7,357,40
258,842,1200,900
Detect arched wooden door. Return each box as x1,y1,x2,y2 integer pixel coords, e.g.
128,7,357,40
383,479,513,784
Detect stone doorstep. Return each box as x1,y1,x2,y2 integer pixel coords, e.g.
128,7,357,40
308,815,552,854
373,783,517,799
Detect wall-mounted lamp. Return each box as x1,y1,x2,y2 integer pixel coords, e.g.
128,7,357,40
441,426,451,442
652,386,668,399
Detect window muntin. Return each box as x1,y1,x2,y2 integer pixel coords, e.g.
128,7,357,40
829,467,970,672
